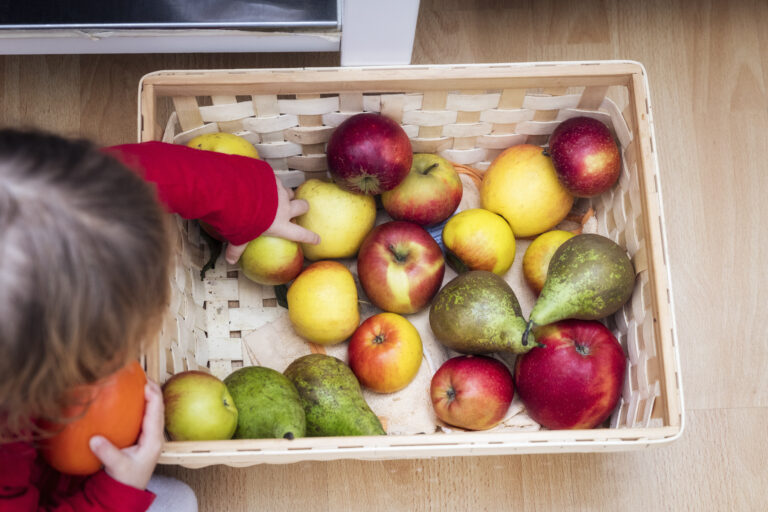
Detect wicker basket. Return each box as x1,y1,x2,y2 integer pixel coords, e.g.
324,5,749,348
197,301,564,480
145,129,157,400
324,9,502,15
138,62,683,467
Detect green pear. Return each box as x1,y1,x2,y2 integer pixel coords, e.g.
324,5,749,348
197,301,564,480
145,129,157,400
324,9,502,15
284,354,385,437
429,271,536,353
527,233,635,334
224,366,305,440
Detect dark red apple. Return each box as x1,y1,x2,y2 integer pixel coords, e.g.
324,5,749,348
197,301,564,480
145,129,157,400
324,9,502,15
357,221,445,314
514,319,626,430
326,113,413,195
548,116,621,197
430,355,514,431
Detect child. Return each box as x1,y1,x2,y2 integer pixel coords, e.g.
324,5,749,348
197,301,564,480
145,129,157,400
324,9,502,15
0,129,319,511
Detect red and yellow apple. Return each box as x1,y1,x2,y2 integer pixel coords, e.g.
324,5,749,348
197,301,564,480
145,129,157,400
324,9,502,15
326,113,413,195
163,370,239,441
442,208,516,275
381,153,463,226
548,116,621,197
357,221,445,314
348,312,423,393
239,235,303,286
430,355,514,431
514,319,626,430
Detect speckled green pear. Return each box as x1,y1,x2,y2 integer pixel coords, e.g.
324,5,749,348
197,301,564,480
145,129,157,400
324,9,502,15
529,233,635,328
429,271,536,354
284,354,385,437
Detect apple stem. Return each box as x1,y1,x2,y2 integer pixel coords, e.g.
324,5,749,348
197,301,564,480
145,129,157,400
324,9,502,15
388,244,408,263
420,163,439,175
541,149,550,157
522,318,534,347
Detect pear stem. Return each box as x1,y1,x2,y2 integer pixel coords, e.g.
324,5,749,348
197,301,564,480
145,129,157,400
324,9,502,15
522,318,534,347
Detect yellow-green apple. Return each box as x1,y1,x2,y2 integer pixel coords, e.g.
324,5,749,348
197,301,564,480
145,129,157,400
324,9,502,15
442,208,516,275
381,153,463,226
187,132,260,159
294,178,376,260
162,370,239,441
357,221,445,314
514,320,626,429
548,116,621,197
326,113,413,195
239,235,303,285
522,229,575,294
348,312,423,393
430,355,514,431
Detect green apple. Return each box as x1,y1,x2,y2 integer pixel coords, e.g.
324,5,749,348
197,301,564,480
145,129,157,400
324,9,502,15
162,371,238,441
381,153,463,226
239,235,304,285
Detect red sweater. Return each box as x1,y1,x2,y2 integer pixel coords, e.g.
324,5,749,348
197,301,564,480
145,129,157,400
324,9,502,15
0,142,279,511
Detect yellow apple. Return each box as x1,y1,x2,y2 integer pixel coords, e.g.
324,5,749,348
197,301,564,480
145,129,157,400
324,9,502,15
239,235,303,286
293,179,376,260
481,144,573,238
522,229,576,295
187,132,260,159
287,261,360,345
442,208,516,275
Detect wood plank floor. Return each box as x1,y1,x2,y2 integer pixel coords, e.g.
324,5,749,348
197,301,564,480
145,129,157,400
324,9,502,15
1,0,766,509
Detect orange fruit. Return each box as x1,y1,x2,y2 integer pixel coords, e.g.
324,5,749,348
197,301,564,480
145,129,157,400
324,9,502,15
41,361,147,475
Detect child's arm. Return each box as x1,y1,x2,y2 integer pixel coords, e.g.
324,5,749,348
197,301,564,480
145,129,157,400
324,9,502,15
105,142,319,263
0,437,156,512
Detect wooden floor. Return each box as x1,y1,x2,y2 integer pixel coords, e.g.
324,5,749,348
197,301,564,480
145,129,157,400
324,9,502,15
2,0,766,510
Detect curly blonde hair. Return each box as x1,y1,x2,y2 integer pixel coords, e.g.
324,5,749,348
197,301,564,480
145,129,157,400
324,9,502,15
0,129,171,440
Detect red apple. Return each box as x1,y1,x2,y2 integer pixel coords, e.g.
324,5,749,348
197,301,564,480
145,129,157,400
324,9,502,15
326,113,413,195
430,355,514,431
381,153,463,226
357,221,445,314
548,116,621,197
348,312,423,393
514,319,626,430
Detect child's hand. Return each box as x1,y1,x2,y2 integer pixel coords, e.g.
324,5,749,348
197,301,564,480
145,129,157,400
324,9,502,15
225,176,321,264
89,381,164,490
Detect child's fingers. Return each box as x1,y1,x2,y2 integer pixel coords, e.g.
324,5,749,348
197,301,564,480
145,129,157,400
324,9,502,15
137,383,165,457
275,222,321,245
90,435,126,469
225,243,247,265
288,199,309,219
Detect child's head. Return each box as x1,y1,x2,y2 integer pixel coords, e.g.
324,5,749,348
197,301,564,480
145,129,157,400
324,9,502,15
0,129,171,439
